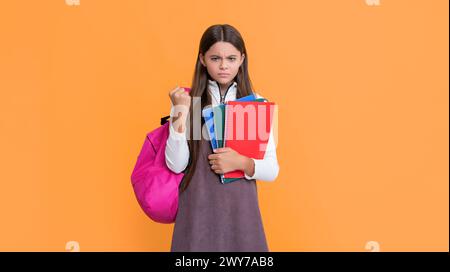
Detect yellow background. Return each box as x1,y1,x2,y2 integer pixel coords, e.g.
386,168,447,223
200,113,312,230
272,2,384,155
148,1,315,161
0,0,448,251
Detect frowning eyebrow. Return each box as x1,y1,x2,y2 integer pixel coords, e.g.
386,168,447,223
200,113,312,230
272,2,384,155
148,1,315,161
210,55,238,57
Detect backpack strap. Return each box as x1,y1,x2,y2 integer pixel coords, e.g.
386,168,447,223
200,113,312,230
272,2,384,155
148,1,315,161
160,115,170,125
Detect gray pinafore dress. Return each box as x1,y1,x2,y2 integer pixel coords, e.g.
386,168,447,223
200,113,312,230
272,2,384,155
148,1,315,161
170,137,269,252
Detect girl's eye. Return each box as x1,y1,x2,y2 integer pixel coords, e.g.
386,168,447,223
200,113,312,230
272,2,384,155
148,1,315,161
211,57,236,61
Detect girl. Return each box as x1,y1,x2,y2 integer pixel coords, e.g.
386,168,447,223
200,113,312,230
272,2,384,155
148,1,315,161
165,24,279,252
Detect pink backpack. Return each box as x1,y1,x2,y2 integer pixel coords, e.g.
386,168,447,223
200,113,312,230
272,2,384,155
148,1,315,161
130,87,190,224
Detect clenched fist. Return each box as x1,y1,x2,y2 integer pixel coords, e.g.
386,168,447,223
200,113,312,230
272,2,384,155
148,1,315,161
169,86,191,108
168,86,191,133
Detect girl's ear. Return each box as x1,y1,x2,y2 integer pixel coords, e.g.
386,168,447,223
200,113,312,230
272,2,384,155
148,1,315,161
240,53,245,65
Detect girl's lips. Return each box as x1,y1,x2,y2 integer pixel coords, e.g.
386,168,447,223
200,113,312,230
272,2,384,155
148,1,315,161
218,74,230,77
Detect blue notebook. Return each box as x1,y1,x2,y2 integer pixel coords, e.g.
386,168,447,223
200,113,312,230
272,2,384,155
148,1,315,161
202,106,218,150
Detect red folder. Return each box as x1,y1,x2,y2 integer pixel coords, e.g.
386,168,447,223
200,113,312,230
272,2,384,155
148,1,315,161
223,101,276,179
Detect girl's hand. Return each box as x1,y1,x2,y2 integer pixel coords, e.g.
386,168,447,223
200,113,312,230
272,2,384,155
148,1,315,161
168,86,191,133
208,147,255,176
169,86,191,108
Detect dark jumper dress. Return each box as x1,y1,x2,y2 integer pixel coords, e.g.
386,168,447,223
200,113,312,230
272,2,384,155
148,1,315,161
170,137,269,252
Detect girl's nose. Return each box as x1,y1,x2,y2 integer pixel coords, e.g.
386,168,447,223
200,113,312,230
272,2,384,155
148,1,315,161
220,61,228,69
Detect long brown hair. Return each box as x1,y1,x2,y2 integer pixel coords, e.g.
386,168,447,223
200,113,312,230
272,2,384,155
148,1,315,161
180,24,255,193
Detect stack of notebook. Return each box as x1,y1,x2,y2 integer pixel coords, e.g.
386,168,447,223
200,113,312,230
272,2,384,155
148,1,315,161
202,94,276,184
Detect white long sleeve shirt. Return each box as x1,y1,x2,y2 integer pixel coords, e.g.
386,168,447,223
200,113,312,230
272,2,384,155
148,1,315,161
165,79,279,181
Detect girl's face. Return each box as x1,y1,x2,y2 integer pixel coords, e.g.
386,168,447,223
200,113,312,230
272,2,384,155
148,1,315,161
199,41,245,87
